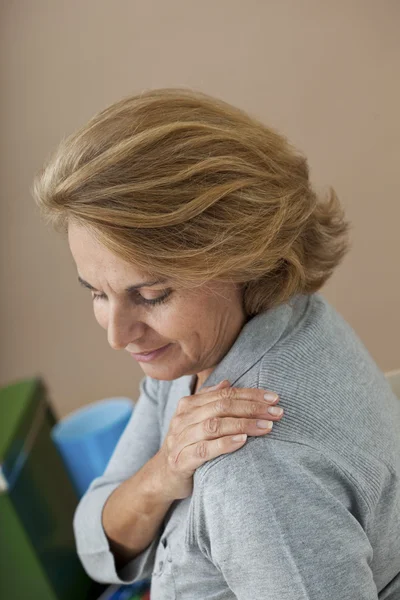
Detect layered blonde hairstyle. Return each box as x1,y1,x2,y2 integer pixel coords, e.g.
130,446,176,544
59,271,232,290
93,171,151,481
33,88,350,316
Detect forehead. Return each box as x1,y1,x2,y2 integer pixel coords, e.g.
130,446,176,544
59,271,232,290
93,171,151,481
67,223,151,284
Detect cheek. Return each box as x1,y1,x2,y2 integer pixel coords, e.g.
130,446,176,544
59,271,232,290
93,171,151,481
152,303,189,341
93,303,108,330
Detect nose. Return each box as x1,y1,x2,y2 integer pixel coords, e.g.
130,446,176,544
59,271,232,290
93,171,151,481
107,305,142,350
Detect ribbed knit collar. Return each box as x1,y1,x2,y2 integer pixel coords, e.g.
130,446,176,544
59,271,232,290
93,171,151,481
188,293,310,393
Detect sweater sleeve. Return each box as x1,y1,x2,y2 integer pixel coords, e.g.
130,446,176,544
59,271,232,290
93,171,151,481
192,438,379,600
73,375,164,585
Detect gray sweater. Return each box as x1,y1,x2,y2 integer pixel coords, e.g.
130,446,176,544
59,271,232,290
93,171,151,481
73,293,400,599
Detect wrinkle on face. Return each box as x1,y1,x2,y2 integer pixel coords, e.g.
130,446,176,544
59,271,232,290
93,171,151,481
68,222,247,384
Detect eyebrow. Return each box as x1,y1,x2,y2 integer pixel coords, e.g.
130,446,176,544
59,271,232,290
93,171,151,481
78,276,168,293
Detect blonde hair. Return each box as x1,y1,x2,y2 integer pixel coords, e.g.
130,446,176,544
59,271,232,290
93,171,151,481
33,88,350,316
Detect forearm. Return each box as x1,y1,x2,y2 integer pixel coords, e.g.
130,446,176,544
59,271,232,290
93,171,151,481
102,452,173,569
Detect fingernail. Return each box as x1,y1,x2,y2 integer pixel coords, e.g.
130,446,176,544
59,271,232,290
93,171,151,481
264,392,278,402
256,420,273,429
267,406,283,416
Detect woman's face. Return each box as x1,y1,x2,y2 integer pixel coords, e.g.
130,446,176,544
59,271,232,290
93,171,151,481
68,223,247,384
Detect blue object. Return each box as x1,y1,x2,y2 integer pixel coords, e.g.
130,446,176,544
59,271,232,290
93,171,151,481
96,579,150,600
107,580,150,599
51,398,133,498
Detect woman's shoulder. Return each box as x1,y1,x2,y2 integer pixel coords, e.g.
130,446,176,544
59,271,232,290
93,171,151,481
262,293,397,435
253,294,400,489
194,435,360,490
192,293,400,502
283,293,389,379
192,431,392,531
276,292,376,361
191,435,372,533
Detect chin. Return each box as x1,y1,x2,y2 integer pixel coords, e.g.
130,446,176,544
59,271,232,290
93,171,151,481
140,362,192,382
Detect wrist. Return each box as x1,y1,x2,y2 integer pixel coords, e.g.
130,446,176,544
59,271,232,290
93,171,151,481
141,451,178,505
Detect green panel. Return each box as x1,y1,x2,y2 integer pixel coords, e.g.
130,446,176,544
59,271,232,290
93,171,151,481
8,404,93,600
0,378,103,600
0,379,39,461
0,493,56,600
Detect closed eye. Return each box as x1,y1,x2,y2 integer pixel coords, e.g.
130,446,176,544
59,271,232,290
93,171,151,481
91,290,172,306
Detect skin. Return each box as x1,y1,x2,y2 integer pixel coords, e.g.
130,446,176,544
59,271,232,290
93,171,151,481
68,222,284,568
68,222,248,390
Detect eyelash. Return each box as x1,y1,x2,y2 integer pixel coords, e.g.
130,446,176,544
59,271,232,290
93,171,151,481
91,290,172,307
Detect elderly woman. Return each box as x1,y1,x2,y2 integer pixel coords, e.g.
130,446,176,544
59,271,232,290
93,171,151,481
34,89,400,600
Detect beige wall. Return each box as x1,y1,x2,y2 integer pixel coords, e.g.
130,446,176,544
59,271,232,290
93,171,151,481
1,1,399,417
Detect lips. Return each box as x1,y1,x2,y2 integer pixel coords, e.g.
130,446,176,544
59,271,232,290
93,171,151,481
132,346,164,355
129,343,172,363
130,344,168,356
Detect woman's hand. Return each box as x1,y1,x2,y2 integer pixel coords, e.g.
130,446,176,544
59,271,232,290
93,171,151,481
154,380,283,501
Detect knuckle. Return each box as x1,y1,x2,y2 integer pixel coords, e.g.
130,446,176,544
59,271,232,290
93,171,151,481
177,396,189,414
250,401,260,415
234,418,245,433
196,441,208,460
203,417,220,435
214,399,226,414
215,395,233,414
218,386,236,401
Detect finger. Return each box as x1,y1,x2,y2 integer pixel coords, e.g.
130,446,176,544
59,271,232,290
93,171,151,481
198,415,274,438
174,415,273,457
195,379,231,395
186,397,281,433
179,434,248,471
190,386,280,413
174,397,282,446
175,380,231,419
175,385,280,434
